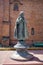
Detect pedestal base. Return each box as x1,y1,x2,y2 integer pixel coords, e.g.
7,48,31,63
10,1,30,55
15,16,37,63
11,50,33,60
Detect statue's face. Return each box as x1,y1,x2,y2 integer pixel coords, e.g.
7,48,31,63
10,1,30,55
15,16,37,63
19,11,24,18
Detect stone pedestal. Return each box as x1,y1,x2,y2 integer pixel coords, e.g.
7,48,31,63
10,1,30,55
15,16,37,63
3,50,43,65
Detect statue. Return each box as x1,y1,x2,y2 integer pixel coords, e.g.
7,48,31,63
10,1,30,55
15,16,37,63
11,11,33,60
14,11,28,40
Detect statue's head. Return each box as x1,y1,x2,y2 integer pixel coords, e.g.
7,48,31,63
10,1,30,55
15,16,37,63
19,11,24,19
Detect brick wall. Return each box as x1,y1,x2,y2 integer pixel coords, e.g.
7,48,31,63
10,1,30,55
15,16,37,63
0,0,43,45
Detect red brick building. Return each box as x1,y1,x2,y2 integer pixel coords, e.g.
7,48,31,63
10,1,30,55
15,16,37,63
0,0,43,46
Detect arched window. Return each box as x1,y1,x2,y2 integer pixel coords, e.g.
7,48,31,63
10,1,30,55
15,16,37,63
13,3,19,11
31,28,34,35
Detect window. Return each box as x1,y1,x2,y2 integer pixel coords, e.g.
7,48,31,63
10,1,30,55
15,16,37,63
13,3,19,11
31,28,34,35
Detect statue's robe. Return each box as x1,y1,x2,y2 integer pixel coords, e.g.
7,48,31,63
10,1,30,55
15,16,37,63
14,14,28,40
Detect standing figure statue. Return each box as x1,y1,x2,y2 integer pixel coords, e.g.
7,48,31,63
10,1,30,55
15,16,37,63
14,11,28,40
11,11,33,60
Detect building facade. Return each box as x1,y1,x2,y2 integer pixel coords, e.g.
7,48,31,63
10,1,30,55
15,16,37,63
0,0,43,46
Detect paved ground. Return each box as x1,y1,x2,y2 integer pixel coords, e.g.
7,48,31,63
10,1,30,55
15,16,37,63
0,51,9,65
0,50,43,65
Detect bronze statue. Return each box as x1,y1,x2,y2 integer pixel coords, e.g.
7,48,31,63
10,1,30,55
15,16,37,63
14,11,28,40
